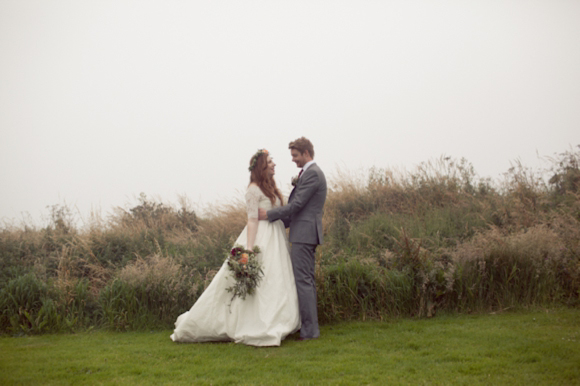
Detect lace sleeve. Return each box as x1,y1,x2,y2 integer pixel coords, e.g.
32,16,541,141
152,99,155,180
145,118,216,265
245,185,261,219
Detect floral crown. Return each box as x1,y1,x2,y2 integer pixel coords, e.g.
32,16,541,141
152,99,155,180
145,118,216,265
248,149,269,172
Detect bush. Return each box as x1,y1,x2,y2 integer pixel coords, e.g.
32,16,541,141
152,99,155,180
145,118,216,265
0,273,51,334
0,272,100,335
1,148,579,333
317,259,414,322
450,225,578,311
98,254,202,331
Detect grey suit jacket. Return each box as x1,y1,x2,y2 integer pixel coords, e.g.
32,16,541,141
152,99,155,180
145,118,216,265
267,163,327,245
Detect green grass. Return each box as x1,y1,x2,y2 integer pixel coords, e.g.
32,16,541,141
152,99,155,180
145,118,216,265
1,308,579,385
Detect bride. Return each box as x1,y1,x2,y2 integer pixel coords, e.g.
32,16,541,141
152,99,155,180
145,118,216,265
170,149,300,346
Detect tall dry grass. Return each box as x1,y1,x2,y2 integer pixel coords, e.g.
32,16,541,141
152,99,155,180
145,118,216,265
1,147,579,333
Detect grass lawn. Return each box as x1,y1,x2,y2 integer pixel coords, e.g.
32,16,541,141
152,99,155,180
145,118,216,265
1,308,579,385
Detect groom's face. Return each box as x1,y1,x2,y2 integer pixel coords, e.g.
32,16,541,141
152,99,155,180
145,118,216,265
291,149,307,168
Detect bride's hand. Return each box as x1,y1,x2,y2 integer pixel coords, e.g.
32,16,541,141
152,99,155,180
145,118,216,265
258,208,268,220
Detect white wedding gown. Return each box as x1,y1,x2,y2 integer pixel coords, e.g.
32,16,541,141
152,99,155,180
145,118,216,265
170,185,300,346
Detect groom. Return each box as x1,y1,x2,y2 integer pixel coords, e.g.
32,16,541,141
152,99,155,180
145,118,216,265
259,137,327,340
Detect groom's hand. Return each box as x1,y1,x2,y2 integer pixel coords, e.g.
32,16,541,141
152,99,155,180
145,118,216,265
258,208,268,221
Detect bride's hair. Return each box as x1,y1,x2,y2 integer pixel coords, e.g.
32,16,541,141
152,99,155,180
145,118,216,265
249,153,284,206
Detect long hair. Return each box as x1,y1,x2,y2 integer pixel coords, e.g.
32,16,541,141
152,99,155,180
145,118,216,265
249,153,284,206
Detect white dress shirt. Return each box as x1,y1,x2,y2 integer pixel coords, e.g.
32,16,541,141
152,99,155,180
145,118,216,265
301,160,316,175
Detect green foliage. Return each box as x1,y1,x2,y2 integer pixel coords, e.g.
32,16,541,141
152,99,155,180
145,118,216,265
98,254,202,331
120,193,199,233
0,228,48,285
317,260,414,322
0,273,51,334
548,146,580,196
98,279,147,331
452,226,578,310
0,273,95,334
225,246,263,303
1,148,579,333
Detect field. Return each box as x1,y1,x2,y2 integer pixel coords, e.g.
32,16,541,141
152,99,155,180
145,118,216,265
1,308,579,385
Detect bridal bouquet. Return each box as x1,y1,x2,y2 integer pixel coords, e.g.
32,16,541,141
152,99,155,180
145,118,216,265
226,245,264,303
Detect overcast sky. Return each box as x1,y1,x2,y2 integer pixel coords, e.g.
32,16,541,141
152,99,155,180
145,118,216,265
1,0,579,226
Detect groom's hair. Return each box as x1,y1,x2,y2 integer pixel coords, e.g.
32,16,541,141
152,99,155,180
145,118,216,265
289,137,315,158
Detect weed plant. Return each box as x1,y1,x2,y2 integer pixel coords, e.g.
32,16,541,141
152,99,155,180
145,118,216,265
1,147,579,334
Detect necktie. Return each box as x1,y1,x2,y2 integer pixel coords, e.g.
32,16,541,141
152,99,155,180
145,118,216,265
298,169,303,178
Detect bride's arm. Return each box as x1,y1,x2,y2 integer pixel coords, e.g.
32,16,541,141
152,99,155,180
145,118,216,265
246,218,258,251
245,184,260,251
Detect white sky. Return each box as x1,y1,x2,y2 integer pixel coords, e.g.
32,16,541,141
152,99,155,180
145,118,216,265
1,1,579,226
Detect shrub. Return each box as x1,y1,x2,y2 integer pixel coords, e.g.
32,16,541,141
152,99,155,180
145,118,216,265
0,273,72,334
450,225,575,311
2,148,579,333
98,254,202,331
317,259,414,323
0,272,99,335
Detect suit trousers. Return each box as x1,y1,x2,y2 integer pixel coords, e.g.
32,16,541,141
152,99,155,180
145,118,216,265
291,242,319,339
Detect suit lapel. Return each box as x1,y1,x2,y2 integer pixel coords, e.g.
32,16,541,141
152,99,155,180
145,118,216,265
289,187,296,202
289,163,316,203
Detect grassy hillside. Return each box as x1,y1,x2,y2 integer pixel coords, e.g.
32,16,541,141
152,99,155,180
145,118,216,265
1,147,579,334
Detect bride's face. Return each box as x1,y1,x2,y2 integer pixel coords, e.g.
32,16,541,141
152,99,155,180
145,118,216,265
266,156,276,177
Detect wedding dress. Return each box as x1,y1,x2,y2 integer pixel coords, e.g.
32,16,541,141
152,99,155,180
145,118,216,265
170,185,300,346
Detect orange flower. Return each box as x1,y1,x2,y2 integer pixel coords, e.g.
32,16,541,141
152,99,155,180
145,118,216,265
239,253,249,264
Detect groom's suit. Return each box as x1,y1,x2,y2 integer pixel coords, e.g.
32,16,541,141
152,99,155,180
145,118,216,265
267,162,327,339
